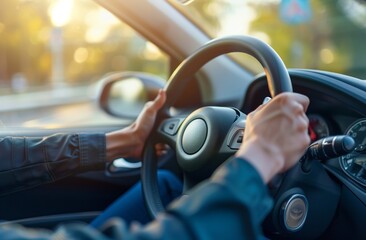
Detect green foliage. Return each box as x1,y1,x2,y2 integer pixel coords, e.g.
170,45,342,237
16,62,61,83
181,0,366,79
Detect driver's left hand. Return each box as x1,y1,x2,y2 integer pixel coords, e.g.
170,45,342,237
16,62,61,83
106,90,166,161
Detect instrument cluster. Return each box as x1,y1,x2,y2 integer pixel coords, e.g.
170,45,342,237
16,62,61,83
308,114,330,143
339,118,366,186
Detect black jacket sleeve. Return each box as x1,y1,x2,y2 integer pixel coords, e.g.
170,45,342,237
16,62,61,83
0,157,273,240
0,133,106,196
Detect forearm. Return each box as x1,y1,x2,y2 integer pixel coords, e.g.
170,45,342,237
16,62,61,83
0,133,106,196
0,157,273,239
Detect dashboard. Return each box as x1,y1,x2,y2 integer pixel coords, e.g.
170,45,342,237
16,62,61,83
307,113,366,187
243,69,366,188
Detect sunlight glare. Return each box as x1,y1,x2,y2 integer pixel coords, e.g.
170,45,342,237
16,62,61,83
74,47,89,64
84,9,119,43
85,26,109,44
48,0,74,27
217,3,257,37
111,79,145,102
143,42,163,60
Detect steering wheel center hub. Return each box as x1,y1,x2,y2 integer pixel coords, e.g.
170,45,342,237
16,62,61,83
182,118,208,154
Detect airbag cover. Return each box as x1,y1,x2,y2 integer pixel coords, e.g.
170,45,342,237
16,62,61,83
182,119,207,154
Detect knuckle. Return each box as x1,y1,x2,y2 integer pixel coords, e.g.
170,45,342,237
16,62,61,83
277,92,291,103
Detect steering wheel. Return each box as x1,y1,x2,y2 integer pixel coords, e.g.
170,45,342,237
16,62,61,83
141,35,291,214
141,35,341,240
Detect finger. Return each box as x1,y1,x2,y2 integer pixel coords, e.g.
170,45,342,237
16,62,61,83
136,90,166,123
155,143,169,157
288,92,310,112
156,150,168,157
289,131,311,155
155,143,169,151
247,102,268,119
253,103,266,113
289,101,306,115
253,96,272,111
294,113,309,132
151,89,166,111
273,92,309,112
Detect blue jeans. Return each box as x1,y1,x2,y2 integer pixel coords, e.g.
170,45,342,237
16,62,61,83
90,170,182,228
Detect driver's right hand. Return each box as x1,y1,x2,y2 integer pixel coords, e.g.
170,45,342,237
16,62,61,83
235,92,310,183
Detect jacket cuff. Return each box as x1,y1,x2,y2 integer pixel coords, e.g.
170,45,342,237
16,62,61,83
79,133,106,167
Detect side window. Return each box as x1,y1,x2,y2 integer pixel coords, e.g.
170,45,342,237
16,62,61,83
0,0,168,128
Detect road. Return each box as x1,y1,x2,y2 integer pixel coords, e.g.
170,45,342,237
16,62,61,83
0,86,130,129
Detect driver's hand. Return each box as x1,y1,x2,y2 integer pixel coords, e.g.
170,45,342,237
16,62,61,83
235,92,310,183
106,90,166,161
128,89,166,158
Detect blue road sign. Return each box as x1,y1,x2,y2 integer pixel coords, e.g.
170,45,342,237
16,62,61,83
280,0,312,25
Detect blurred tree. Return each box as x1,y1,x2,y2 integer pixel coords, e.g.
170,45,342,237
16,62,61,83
0,0,168,94
179,0,366,79
251,0,366,78
249,0,357,76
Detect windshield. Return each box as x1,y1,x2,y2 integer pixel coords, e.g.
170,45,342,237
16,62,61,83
174,0,366,79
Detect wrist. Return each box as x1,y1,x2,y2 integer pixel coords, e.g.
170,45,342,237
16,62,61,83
106,124,142,162
235,137,284,183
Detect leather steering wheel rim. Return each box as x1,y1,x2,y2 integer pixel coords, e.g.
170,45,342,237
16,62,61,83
141,35,293,219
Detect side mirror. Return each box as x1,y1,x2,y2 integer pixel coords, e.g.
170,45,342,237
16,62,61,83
98,72,165,119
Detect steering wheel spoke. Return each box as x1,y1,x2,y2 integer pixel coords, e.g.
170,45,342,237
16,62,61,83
157,117,185,149
224,116,246,151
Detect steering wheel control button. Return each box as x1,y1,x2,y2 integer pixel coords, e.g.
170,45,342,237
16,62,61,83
162,119,181,135
281,194,308,232
228,129,244,150
182,119,207,154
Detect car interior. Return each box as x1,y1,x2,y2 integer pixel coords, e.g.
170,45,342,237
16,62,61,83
0,0,366,239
